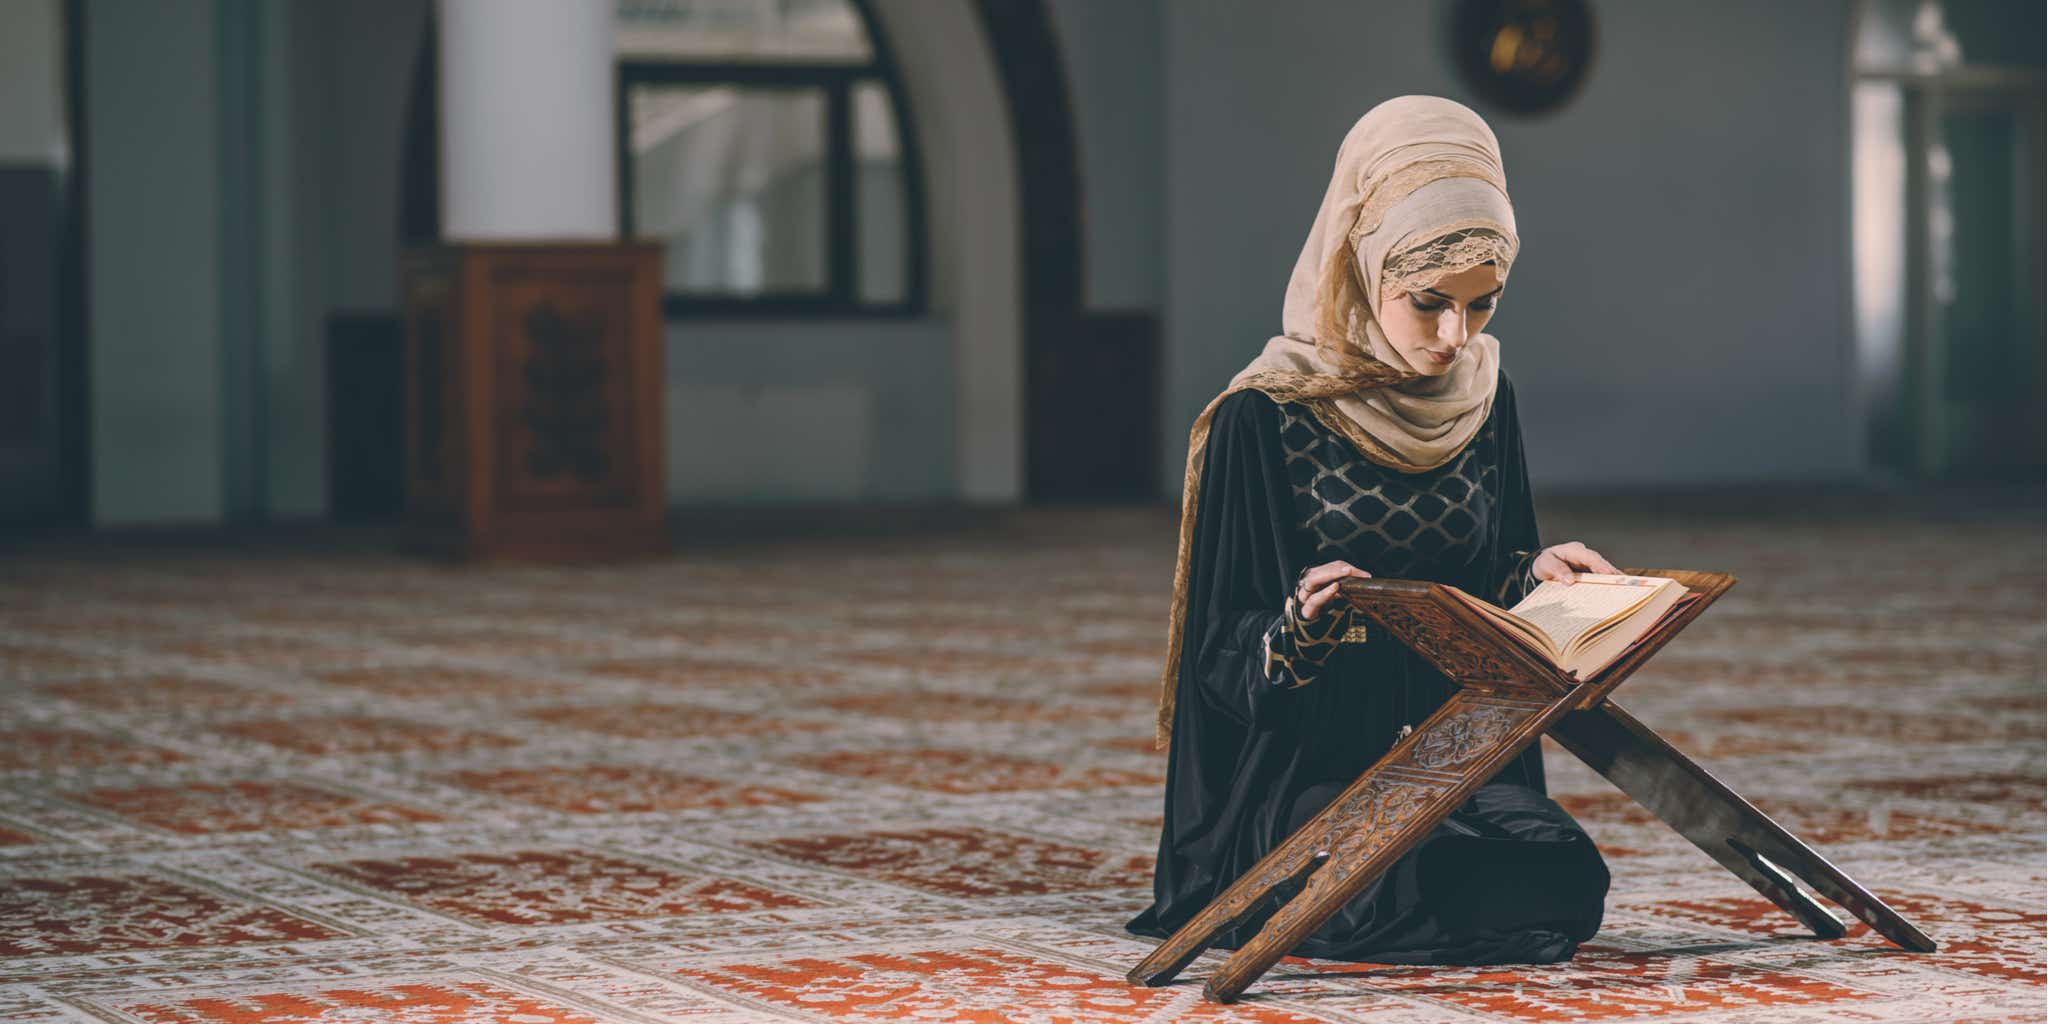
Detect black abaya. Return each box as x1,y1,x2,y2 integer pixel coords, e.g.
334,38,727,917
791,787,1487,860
1125,369,1610,964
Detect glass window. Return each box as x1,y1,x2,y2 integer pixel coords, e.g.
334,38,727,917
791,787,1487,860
617,0,872,64
1854,0,2045,75
616,0,923,315
853,80,906,305
627,84,828,295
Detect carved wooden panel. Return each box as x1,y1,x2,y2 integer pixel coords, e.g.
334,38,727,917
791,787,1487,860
1354,591,1538,686
1127,688,1556,995
401,258,458,511
1409,701,1524,770
1264,695,1542,904
1201,690,1556,1002
489,271,641,510
414,307,449,486
399,243,666,562
1229,774,1449,927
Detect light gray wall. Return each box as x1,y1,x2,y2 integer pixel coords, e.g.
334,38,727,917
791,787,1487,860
1162,0,1862,494
1045,0,1163,313
0,0,64,164
664,319,954,503
83,0,425,525
0,0,69,523
303,0,427,313
87,0,225,525
274,0,429,517
867,0,1021,502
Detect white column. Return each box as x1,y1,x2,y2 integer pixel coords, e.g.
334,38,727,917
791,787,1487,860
438,0,615,240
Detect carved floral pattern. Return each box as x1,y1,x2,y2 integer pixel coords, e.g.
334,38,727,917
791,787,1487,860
1365,598,1534,683
1412,705,1528,770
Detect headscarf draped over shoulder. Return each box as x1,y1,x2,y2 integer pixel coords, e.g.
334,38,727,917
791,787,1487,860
1153,95,1521,749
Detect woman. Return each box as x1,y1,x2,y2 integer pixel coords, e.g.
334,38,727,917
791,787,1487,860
1125,95,1620,965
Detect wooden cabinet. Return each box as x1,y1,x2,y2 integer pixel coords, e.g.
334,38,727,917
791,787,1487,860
400,243,667,561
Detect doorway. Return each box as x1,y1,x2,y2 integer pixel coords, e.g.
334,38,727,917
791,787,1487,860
1851,0,2046,483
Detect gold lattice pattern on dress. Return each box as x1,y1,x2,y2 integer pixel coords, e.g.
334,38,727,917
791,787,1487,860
1262,594,1350,690
1275,401,1499,579
1494,547,1542,608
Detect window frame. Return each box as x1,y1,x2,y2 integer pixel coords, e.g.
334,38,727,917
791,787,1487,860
613,3,929,320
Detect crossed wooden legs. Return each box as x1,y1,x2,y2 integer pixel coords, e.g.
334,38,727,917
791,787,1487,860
1126,685,1582,1002
1127,689,1936,1003
1551,702,1936,953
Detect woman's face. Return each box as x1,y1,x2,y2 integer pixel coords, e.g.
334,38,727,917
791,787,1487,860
1377,261,1503,374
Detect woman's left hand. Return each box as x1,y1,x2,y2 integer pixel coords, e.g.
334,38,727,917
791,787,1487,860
1531,541,1620,584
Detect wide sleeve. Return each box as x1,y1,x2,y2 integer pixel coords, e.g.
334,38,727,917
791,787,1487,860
1486,376,1544,608
1178,390,1351,731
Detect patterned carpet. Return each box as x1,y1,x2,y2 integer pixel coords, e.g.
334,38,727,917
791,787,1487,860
1,498,2041,1023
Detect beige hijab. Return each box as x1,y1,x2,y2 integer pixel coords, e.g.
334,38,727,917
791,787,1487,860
1153,95,1522,749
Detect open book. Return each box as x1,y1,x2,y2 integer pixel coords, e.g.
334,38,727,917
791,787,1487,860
1443,572,1698,681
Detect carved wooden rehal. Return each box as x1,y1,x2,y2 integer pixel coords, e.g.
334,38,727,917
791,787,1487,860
1126,569,1936,1004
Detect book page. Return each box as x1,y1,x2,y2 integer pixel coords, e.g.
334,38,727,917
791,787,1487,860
1504,573,1670,656
1446,588,1561,659
1559,582,1688,679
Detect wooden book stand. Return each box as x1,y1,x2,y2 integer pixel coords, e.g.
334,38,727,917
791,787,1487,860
1127,569,1936,1004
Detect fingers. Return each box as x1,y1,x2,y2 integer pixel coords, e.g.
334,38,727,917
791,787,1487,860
1539,543,1621,583
1299,579,1345,620
1561,541,1621,575
1298,560,1372,595
1532,552,1572,584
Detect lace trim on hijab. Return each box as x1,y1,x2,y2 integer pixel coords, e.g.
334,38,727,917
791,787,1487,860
1311,219,1517,368
1381,225,1518,300
1313,242,1403,367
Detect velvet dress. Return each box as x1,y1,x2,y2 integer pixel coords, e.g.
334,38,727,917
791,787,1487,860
1125,367,1611,964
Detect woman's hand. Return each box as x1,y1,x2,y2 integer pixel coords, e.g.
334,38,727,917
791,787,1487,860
1530,541,1621,584
1295,560,1373,620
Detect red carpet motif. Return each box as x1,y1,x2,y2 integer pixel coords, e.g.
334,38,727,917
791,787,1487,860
0,505,2040,1021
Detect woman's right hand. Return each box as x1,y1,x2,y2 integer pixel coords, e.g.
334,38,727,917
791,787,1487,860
1295,560,1372,621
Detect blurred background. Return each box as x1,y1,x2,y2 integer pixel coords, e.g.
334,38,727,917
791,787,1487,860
0,6,2043,1018
0,0,2040,535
